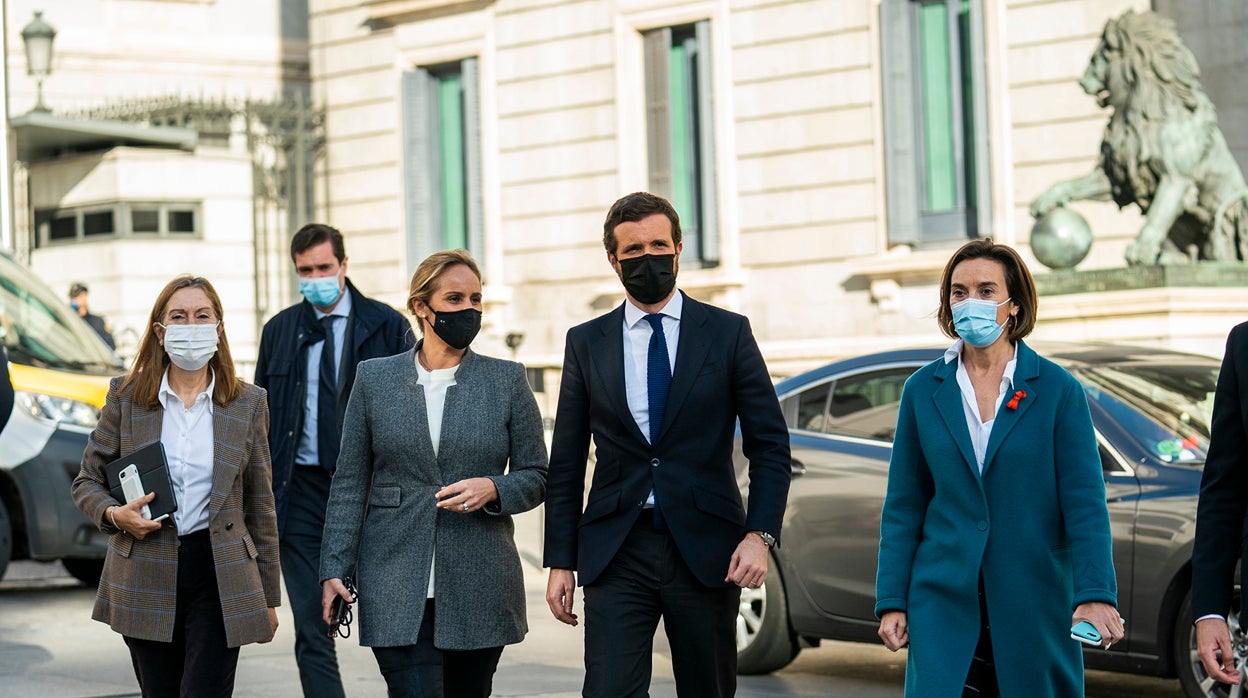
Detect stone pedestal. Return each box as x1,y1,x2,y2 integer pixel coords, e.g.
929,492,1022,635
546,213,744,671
1033,264,1248,359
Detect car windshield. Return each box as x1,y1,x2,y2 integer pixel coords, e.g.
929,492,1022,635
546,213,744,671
1075,362,1218,465
0,253,122,373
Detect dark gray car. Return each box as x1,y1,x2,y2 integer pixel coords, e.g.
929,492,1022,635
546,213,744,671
734,343,1240,698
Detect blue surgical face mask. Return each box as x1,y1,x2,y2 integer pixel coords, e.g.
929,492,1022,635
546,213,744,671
952,297,1012,348
299,276,343,308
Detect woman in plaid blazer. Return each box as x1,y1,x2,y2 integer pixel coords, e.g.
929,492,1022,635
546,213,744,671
72,275,281,698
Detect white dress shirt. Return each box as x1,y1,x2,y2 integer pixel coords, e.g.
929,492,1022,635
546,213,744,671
296,287,353,466
943,339,1018,474
158,369,216,534
622,291,682,507
416,356,459,598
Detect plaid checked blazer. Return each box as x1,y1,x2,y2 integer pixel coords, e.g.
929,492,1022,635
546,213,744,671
72,376,282,648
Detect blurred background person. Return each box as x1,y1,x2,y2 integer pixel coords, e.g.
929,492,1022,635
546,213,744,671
320,250,547,698
875,239,1122,697
71,274,280,698
254,223,415,698
69,281,117,350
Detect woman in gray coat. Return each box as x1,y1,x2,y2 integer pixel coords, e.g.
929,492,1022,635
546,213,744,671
320,249,547,698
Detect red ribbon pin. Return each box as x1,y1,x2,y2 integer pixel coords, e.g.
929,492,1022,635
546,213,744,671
1006,390,1026,410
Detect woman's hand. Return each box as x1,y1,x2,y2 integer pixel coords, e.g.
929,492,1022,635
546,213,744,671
1073,602,1124,648
878,611,909,651
111,494,162,539
258,607,279,643
436,478,499,514
322,578,350,626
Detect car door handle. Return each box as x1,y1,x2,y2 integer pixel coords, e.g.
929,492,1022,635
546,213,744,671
790,459,807,477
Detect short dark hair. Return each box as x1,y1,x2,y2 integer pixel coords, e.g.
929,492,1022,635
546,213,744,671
290,223,346,263
69,282,88,297
602,192,682,255
937,238,1038,342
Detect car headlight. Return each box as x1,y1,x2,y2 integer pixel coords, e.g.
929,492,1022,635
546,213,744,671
15,390,101,429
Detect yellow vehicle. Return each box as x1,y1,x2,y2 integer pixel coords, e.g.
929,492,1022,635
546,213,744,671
0,250,122,584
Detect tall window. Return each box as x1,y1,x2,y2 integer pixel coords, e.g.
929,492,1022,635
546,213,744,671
401,58,483,273
643,21,719,268
881,0,990,244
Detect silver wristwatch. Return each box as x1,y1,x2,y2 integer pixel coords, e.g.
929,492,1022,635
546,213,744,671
751,530,777,548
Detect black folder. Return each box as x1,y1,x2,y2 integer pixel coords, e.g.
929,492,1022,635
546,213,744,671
103,442,178,522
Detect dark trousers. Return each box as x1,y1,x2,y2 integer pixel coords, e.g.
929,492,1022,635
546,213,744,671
281,465,345,698
371,599,504,698
124,530,240,698
582,515,740,698
963,575,1000,697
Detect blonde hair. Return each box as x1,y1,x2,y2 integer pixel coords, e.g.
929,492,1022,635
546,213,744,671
406,249,482,333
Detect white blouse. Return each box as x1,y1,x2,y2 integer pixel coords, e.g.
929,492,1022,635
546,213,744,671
943,340,1018,474
416,357,459,598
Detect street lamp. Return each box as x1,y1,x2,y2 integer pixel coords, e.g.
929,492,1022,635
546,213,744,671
21,11,56,113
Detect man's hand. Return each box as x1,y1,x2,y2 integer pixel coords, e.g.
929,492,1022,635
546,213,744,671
546,568,578,626
878,611,909,651
725,533,768,589
1196,617,1241,684
1072,602,1125,649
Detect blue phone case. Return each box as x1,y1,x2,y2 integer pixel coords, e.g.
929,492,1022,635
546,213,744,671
1070,620,1102,645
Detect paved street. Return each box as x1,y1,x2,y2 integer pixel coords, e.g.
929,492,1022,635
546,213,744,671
0,508,1186,697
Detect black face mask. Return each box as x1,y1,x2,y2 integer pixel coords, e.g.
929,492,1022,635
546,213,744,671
617,253,677,305
429,307,482,350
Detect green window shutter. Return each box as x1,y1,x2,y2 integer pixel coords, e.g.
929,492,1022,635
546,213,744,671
694,19,719,266
918,1,956,214
644,28,673,201
402,68,440,275
437,71,467,250
461,57,485,264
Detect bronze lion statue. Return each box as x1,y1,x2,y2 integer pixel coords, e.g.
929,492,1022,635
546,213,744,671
1030,10,1248,265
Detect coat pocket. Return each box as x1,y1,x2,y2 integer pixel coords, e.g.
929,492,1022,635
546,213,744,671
580,490,620,526
242,533,259,559
369,484,402,508
109,532,134,558
691,485,747,527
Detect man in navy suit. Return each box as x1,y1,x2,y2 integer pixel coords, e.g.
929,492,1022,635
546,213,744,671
543,192,791,697
1193,322,1248,686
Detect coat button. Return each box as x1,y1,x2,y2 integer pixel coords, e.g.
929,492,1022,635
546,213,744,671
651,458,660,467
977,521,988,531
226,522,234,530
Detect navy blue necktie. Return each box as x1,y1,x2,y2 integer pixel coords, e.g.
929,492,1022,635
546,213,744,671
318,315,339,470
645,314,671,529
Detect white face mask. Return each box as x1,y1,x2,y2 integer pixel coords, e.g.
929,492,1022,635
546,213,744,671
160,322,220,371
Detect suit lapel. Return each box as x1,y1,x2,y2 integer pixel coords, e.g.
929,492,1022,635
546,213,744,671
209,397,241,514
592,306,649,444
658,294,711,443
400,348,439,478
982,342,1039,474
130,399,163,455
932,357,979,476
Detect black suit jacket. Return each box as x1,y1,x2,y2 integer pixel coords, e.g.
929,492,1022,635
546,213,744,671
1193,321,1248,619
543,292,791,588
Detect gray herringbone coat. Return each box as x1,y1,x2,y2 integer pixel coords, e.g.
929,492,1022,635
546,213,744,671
319,347,547,649
71,377,282,648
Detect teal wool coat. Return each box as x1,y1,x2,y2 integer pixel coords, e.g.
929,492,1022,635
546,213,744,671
875,341,1117,696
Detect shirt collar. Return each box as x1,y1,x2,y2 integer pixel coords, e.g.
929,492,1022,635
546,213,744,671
944,339,1019,389
158,368,216,413
623,290,683,329
315,283,353,321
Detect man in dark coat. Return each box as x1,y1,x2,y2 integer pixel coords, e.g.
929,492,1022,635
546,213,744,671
69,282,116,350
1193,322,1248,686
254,223,414,698
543,192,791,697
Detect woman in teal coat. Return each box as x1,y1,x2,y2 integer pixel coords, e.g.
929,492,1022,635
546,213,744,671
875,239,1123,696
